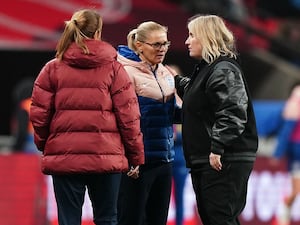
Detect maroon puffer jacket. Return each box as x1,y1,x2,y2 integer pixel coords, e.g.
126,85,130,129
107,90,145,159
30,39,144,175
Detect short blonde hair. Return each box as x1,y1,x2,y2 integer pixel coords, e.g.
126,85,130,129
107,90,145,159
127,21,168,52
188,14,237,63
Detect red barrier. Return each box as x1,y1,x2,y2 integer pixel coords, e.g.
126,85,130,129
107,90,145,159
0,153,47,225
240,157,300,225
1,154,300,225
46,157,300,225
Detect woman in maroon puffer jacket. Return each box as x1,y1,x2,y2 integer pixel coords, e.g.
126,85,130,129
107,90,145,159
29,9,144,225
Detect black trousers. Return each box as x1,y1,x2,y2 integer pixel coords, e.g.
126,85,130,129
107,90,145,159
52,173,121,225
191,162,254,225
118,162,172,225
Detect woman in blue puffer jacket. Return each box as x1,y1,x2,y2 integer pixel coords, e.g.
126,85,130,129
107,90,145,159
117,21,181,225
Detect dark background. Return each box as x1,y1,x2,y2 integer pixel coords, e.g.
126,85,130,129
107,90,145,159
1,0,300,135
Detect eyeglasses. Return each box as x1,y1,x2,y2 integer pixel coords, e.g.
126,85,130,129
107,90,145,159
142,41,171,50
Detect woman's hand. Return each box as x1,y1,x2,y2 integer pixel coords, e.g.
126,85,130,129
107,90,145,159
209,152,222,171
127,165,140,179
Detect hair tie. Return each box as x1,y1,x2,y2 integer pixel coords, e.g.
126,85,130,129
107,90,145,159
132,33,136,40
73,19,78,26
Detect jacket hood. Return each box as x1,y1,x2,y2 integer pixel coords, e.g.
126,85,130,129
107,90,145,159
117,45,155,73
63,39,117,68
118,45,141,62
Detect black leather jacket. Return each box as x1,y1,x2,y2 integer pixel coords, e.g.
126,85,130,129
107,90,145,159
175,56,258,169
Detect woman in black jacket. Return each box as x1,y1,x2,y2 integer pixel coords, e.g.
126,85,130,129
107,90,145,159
167,14,258,225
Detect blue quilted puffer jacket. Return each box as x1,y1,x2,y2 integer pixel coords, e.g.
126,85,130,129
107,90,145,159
117,45,181,164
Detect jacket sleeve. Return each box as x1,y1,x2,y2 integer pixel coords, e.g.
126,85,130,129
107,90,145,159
174,75,190,99
206,62,248,155
110,61,144,166
29,63,55,151
173,103,182,124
